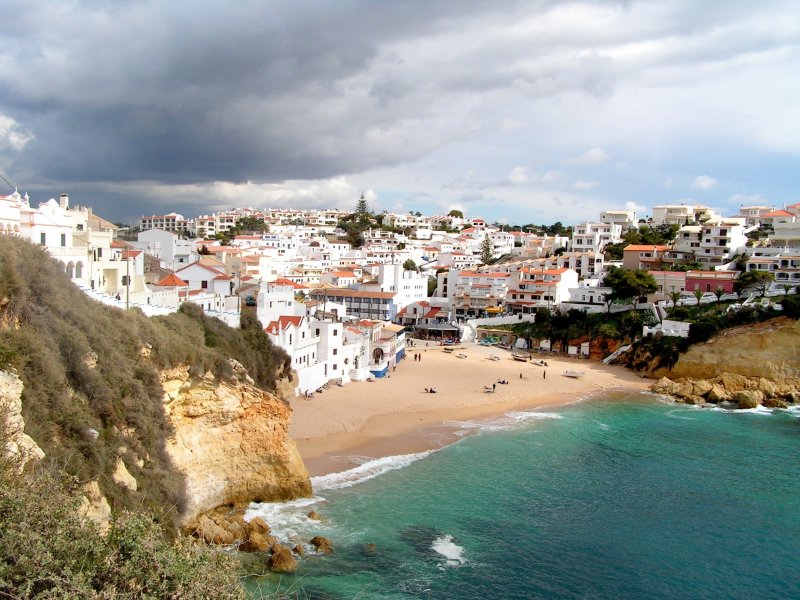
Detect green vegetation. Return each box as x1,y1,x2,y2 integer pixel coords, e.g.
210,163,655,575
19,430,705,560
0,236,289,532
403,258,418,272
603,267,658,309
603,223,679,261
480,234,493,264
734,270,775,297
0,456,245,599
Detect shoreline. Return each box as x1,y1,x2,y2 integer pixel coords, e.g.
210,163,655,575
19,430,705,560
289,343,650,477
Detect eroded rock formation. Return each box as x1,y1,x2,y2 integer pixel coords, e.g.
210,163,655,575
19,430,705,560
649,318,800,408
162,364,312,530
0,369,45,470
652,317,800,383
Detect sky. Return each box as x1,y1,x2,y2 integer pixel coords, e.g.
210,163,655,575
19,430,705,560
0,0,798,226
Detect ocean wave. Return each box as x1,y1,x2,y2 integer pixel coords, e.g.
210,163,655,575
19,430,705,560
431,534,466,566
311,450,436,492
708,404,775,415
506,410,564,422
443,410,563,437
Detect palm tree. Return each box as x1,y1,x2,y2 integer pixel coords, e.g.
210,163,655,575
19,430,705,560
713,286,726,308
693,288,704,306
782,284,795,297
668,291,683,315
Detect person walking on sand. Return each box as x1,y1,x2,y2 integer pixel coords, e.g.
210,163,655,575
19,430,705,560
519,372,523,379
543,370,546,380
492,382,496,393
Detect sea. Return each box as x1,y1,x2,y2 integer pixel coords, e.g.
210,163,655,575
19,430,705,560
244,391,800,599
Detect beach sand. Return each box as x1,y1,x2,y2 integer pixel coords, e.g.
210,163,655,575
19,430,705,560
289,342,650,476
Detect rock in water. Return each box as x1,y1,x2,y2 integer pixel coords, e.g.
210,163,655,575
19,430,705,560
268,544,297,573
310,535,334,554
307,510,322,521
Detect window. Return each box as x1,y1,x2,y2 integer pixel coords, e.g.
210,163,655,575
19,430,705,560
333,348,338,355
60,233,66,246
333,329,338,336
40,232,46,245
201,280,208,289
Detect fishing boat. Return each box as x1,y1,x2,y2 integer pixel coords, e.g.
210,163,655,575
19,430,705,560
457,353,468,359
531,359,546,367
487,355,500,361
511,352,529,362
496,343,512,350
443,347,455,353
562,370,585,378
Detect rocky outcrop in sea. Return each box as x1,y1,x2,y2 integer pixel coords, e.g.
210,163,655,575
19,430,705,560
161,361,312,531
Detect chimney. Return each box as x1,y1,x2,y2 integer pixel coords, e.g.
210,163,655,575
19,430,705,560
59,193,69,209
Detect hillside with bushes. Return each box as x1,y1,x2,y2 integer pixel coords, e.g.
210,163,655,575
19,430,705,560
0,235,291,531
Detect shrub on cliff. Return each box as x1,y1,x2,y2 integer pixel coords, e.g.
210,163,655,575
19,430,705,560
781,295,800,319
0,460,246,599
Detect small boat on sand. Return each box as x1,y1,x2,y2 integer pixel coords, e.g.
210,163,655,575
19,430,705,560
443,347,454,353
487,355,500,361
562,370,585,378
457,353,468,359
512,352,529,362
497,343,512,350
531,359,546,367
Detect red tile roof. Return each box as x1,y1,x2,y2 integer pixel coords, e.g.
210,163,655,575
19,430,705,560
156,273,188,287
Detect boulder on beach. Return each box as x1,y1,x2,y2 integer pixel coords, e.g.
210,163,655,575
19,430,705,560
292,544,305,555
733,390,763,409
195,515,234,546
707,383,729,403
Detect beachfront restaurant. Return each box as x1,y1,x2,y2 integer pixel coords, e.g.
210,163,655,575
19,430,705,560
412,322,461,342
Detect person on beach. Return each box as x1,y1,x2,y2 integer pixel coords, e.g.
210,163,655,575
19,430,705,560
492,383,496,393
543,370,546,379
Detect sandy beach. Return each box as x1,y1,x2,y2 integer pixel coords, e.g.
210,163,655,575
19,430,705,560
289,342,650,476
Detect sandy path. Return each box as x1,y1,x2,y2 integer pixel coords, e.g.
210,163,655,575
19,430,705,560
289,341,650,476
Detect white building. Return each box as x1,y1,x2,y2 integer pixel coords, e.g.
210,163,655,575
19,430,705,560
135,228,195,269
571,221,623,253
651,204,718,226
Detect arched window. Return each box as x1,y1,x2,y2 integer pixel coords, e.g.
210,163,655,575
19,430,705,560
75,261,83,278
66,262,75,278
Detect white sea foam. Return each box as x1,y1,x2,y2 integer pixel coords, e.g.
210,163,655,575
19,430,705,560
431,534,466,566
444,410,563,437
506,410,564,422
708,403,775,415
243,496,328,543
311,450,436,492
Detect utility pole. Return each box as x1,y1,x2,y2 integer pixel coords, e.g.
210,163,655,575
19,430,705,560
126,253,130,310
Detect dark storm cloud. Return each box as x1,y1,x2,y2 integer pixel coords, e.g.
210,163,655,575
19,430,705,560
0,0,534,186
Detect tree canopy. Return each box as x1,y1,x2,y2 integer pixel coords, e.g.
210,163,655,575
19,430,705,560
481,234,494,264
733,270,775,297
447,209,464,219
603,267,658,309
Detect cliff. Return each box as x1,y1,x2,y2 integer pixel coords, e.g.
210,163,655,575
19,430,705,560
0,235,310,532
651,317,800,382
162,364,311,529
1,369,45,470
649,317,800,408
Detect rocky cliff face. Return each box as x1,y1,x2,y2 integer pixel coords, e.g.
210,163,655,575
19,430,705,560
162,363,311,530
649,317,800,408
1,369,45,470
652,317,800,382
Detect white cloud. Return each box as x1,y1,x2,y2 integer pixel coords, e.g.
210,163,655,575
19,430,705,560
507,166,529,184
566,147,611,166
692,175,717,190
0,115,34,153
572,180,600,190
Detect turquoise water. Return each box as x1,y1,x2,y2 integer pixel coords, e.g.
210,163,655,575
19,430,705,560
246,392,800,599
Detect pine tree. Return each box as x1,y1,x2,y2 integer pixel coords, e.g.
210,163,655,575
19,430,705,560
481,234,493,264
356,194,369,219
